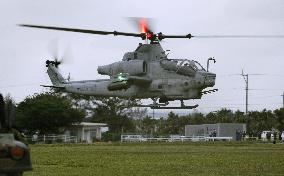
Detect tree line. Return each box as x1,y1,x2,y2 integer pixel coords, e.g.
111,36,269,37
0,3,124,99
1,92,283,141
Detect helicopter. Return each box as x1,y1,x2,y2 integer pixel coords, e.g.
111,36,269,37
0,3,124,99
18,19,283,109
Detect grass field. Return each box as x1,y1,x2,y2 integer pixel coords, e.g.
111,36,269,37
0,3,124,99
24,142,284,176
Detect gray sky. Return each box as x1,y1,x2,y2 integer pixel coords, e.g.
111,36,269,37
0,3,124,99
0,0,283,114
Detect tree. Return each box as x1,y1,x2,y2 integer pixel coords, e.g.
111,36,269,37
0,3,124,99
140,116,156,135
190,112,206,125
164,112,181,134
4,94,16,129
274,108,284,131
56,94,147,137
0,93,17,130
91,97,138,133
209,109,234,123
247,109,276,135
233,110,246,123
0,94,5,129
16,92,85,134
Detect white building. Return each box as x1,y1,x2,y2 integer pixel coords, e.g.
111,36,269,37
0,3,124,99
65,122,107,143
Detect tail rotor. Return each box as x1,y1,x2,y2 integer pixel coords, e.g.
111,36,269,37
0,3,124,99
46,39,73,68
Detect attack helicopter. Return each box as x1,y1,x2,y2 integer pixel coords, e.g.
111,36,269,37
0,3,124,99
18,19,283,109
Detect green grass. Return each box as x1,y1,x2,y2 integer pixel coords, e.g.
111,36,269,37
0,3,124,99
24,142,284,176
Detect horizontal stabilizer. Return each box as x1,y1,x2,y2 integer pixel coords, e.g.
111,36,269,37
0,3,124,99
40,85,65,89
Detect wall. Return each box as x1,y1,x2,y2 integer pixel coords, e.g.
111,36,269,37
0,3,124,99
185,123,246,141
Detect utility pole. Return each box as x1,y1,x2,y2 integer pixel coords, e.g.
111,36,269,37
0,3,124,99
282,92,284,109
242,71,249,115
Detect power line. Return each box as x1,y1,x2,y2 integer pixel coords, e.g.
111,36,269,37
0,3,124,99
200,106,242,109
248,95,280,99
200,103,282,109
220,87,283,90
218,73,284,77
0,83,42,88
238,70,282,114
248,88,284,91
203,103,282,106
204,95,280,102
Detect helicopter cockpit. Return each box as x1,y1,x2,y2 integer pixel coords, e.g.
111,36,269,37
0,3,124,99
122,52,137,61
160,59,205,76
179,59,206,71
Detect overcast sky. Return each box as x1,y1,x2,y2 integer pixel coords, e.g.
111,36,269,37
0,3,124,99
0,0,283,114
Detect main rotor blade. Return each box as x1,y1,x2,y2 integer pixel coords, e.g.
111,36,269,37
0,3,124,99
19,24,142,37
161,34,193,39
161,34,284,39
193,35,284,38
19,24,284,40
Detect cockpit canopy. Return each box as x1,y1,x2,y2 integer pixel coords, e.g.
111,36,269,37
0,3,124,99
122,52,138,61
160,59,205,76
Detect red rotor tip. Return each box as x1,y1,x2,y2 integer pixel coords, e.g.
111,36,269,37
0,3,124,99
139,19,148,33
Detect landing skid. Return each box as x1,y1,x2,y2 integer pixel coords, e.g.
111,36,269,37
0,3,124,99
136,99,198,109
150,105,198,109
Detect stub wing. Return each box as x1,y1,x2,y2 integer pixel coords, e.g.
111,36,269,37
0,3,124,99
128,76,152,85
108,73,152,91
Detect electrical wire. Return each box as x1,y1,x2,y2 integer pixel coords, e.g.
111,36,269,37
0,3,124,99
0,83,42,88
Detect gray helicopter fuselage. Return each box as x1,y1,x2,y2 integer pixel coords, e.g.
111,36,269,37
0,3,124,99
46,43,216,101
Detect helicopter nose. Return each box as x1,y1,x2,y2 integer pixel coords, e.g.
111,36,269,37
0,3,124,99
204,73,216,87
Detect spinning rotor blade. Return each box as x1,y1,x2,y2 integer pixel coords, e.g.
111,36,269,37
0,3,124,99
139,19,149,33
193,35,284,38
61,45,73,65
160,34,284,39
19,24,284,41
46,39,73,67
19,24,142,37
47,38,59,61
127,17,155,33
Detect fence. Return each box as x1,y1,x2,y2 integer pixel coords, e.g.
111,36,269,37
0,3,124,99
121,135,233,143
25,134,78,144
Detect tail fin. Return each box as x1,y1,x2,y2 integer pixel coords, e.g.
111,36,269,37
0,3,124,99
47,65,66,86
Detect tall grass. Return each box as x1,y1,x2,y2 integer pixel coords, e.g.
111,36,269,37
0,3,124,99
25,142,284,176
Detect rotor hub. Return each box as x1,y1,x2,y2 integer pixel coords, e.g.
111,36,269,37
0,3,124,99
46,60,61,67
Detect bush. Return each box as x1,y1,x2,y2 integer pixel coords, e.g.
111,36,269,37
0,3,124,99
102,132,121,141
